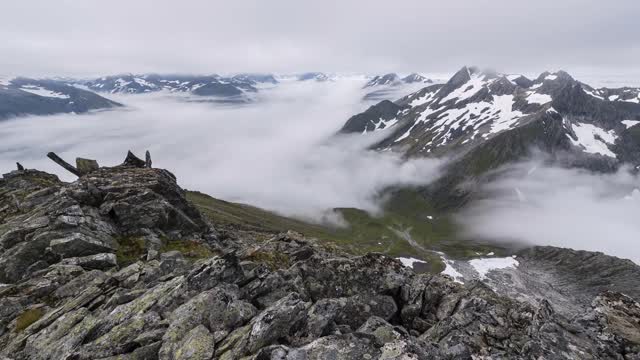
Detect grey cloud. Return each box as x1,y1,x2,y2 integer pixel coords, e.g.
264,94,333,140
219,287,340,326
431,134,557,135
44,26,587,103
0,80,443,222
457,160,640,263
0,0,639,77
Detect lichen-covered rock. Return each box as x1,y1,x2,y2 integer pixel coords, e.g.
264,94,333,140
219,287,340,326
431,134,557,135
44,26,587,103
172,325,215,360
1,161,639,359
59,253,117,270
75,158,99,175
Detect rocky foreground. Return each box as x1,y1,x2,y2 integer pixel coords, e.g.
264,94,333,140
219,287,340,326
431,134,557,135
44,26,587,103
1,155,639,359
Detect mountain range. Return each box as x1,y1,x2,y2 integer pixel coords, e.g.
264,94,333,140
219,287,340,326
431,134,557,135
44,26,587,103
81,73,276,97
364,73,432,88
0,71,433,121
341,66,640,209
0,77,122,120
362,73,434,101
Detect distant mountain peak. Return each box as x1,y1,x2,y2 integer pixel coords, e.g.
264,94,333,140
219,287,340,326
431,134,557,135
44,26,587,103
364,73,401,88
297,72,330,81
341,66,640,168
402,73,432,84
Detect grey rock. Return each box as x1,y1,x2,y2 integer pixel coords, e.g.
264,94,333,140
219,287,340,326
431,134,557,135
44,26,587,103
75,158,99,175
121,151,146,168
172,325,214,360
59,253,117,270
1,159,639,360
48,232,116,258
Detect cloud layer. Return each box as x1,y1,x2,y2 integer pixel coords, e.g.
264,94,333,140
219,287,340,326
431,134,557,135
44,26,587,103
458,160,640,263
0,80,443,221
1,1,639,77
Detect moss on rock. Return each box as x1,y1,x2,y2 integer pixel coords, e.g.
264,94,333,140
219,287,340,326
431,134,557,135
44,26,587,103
15,307,45,333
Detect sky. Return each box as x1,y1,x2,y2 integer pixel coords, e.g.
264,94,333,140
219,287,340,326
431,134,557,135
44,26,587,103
1,0,639,78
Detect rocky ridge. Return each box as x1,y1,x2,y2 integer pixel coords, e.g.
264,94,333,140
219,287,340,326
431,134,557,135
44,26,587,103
0,153,639,359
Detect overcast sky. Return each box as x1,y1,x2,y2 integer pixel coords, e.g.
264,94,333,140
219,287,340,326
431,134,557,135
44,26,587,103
1,0,639,78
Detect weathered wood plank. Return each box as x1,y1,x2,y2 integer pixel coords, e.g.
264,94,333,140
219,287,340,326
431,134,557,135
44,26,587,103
47,152,81,177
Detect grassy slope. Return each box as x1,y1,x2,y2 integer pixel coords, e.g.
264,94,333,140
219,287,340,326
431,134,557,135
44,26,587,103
188,188,503,274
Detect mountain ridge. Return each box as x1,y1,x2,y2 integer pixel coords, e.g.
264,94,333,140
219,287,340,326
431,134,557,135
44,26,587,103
0,77,122,120
340,66,640,209
0,151,639,358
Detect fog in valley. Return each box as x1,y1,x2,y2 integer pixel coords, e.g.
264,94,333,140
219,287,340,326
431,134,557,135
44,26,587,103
458,159,640,263
1,76,639,262
0,80,443,222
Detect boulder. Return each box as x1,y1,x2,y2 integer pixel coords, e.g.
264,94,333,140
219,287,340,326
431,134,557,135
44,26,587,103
48,232,115,258
75,158,99,175
60,253,117,270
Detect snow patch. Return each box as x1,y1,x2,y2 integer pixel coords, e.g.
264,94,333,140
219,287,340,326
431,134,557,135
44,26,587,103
375,117,398,131
19,86,70,99
409,91,436,107
441,259,464,284
441,73,490,103
134,77,157,89
525,92,552,105
488,95,524,135
396,257,427,268
0,75,13,86
622,120,640,129
568,122,617,158
583,88,605,100
469,257,519,279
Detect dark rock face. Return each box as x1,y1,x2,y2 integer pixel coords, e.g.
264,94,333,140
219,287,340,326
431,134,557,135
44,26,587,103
0,163,639,359
477,246,640,318
341,100,407,134
0,164,207,283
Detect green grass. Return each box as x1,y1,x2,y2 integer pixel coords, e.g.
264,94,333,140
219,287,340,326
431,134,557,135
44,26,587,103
245,250,291,271
160,239,217,260
187,188,504,274
116,235,217,266
15,308,45,333
115,236,146,267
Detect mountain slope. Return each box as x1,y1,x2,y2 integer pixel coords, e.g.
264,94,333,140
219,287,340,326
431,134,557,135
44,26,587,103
402,73,432,84
1,154,639,359
0,77,122,120
187,188,502,273
342,66,640,208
